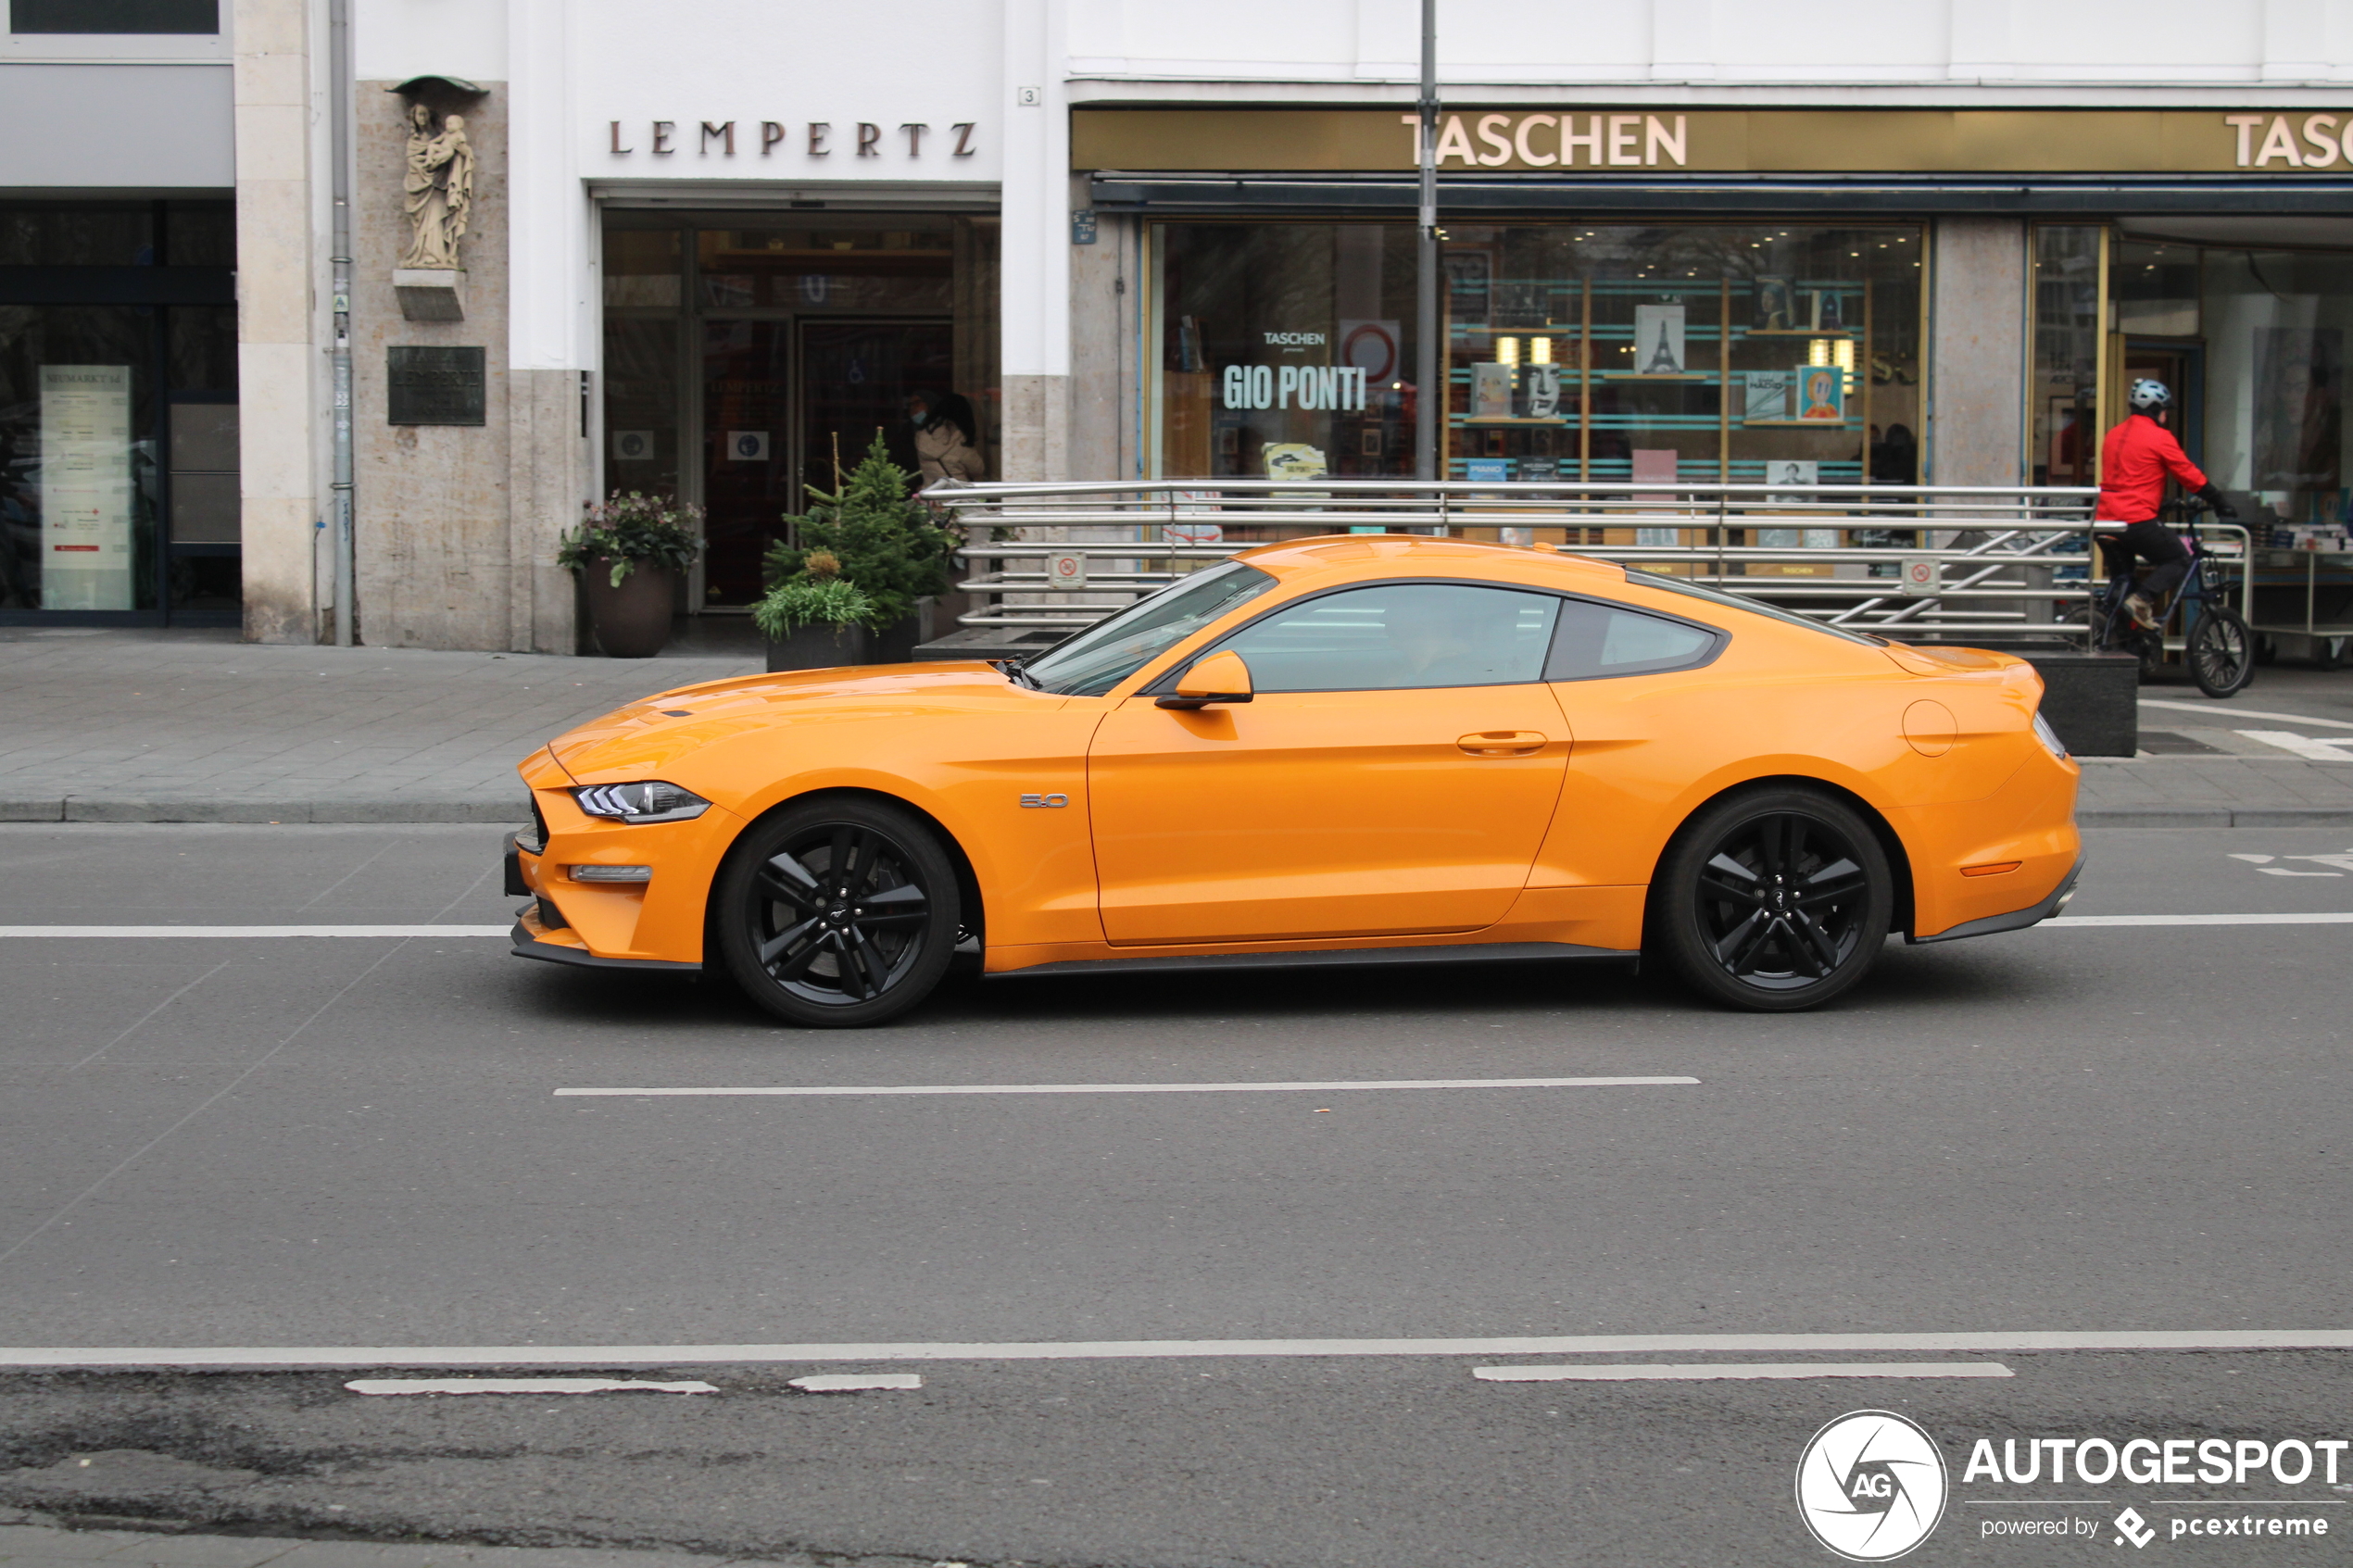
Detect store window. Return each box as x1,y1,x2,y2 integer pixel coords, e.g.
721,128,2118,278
0,200,237,620
9,0,218,31
2031,226,2106,488
1153,223,1423,484
1151,220,1925,525
2201,247,2353,534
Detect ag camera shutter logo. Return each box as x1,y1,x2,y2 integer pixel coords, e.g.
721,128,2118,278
1796,1411,1948,1561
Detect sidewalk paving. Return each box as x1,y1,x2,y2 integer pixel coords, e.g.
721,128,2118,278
4,630,2350,827
0,632,761,824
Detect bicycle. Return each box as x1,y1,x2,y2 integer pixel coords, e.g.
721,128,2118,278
2088,502,2256,698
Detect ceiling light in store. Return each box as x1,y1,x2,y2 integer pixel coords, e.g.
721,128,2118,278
1530,337,1553,365
1496,337,1520,366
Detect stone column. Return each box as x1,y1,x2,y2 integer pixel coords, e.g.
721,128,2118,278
233,0,329,643
350,80,513,649
1928,216,2028,490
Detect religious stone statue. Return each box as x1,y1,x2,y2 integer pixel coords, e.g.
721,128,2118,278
399,105,475,270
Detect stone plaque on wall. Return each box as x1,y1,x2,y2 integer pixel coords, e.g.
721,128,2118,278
387,345,486,425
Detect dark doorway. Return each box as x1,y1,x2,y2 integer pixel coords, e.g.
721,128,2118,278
798,320,954,507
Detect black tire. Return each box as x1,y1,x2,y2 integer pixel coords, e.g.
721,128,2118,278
2188,607,2256,698
714,797,960,1029
2318,636,2349,672
1653,787,1894,1013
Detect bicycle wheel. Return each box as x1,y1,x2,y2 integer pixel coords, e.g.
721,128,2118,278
2188,607,2256,698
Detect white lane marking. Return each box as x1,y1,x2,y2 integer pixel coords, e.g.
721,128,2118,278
790,1374,924,1392
2142,697,2353,732
2230,853,2276,863
2236,730,2353,760
0,926,510,938
346,1377,714,1396
1473,1361,2014,1383
554,1077,1699,1098
7,1331,2352,1369
2259,868,2343,877
2050,912,2353,927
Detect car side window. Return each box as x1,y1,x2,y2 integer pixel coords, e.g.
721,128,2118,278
1542,597,1722,682
1213,583,1562,692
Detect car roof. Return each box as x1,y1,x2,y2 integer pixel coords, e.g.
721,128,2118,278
1230,533,1632,586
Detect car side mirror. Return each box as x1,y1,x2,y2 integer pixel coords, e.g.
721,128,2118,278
1156,648,1254,709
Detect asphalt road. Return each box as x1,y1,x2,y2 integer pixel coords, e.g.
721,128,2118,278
3,822,2351,1566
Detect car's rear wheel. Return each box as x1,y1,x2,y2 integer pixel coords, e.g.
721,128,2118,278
1654,786,1894,1012
715,797,960,1028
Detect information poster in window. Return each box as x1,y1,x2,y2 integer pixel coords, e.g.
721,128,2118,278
41,365,134,610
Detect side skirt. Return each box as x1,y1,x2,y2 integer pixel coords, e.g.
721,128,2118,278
987,940,1637,981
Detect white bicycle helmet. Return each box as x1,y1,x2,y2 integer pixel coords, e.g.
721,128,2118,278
2128,378,2172,413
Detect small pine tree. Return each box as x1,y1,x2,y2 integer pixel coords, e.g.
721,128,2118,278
763,432,956,631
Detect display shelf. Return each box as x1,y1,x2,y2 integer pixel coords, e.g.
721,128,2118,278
1743,418,1855,428
1459,417,1577,427
1592,370,1712,382
1743,330,1856,339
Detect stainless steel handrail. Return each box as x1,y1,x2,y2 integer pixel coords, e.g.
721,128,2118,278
931,479,2106,645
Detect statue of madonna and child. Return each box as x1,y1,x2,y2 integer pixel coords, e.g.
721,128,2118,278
399,103,475,270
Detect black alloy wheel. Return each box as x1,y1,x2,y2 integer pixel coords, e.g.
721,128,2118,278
2187,607,2256,697
1654,787,1894,1012
715,797,960,1028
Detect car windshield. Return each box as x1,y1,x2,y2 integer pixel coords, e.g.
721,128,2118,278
1020,561,1278,696
1626,567,1886,646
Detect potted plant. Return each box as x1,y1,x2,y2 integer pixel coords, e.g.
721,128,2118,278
558,492,703,659
761,432,957,671
750,550,878,669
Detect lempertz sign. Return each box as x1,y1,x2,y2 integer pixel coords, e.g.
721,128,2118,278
1073,107,2353,174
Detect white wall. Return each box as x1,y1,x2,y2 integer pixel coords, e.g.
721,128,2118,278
573,0,1004,184
1067,0,2353,90
352,0,506,82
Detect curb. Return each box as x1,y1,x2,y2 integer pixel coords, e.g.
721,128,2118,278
2,800,527,825
2077,806,2353,828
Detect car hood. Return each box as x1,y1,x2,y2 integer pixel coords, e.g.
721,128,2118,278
546,659,1051,783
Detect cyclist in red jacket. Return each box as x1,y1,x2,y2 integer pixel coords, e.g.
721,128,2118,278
2097,379,2236,627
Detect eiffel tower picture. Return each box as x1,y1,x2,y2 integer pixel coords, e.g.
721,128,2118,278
1643,320,1680,373
1634,304,1686,375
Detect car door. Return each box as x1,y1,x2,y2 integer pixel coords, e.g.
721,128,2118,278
1087,581,1572,945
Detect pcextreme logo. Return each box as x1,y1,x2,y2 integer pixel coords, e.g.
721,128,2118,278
1797,1411,1951,1561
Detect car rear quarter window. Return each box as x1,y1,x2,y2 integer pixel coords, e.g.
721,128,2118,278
1542,597,1724,682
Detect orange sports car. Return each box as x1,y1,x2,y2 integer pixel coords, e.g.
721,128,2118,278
506,534,2082,1024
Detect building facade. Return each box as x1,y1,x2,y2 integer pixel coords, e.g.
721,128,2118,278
6,0,2353,645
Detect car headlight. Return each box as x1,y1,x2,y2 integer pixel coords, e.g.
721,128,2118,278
571,781,711,823
2032,712,2070,760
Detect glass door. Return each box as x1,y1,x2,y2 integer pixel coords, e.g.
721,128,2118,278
700,318,794,607
797,320,954,504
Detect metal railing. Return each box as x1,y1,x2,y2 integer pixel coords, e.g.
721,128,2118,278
930,479,2142,647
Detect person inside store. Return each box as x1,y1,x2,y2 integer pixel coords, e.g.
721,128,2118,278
906,390,986,487
2096,379,2237,626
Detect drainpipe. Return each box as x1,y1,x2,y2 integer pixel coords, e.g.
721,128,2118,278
1412,0,1438,484
328,0,355,646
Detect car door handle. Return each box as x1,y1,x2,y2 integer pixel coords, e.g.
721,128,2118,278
1456,731,1547,758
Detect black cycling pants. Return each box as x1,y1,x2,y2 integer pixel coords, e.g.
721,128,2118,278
2097,521,2191,604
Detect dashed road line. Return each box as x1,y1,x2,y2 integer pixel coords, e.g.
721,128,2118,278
1473,1361,2014,1382
554,1077,1698,1099
346,1377,715,1395
2050,912,2353,927
0,925,509,938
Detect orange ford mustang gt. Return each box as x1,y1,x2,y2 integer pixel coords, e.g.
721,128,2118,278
506,534,2082,1024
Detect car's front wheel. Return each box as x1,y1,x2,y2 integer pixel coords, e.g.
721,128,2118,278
715,797,960,1028
1653,786,1894,1012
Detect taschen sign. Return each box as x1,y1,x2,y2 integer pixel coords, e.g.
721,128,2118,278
1072,107,2353,174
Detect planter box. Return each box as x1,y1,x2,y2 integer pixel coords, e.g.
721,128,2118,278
765,614,920,672
2019,651,2139,758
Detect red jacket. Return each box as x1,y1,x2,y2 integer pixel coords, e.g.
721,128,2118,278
2096,414,2208,522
